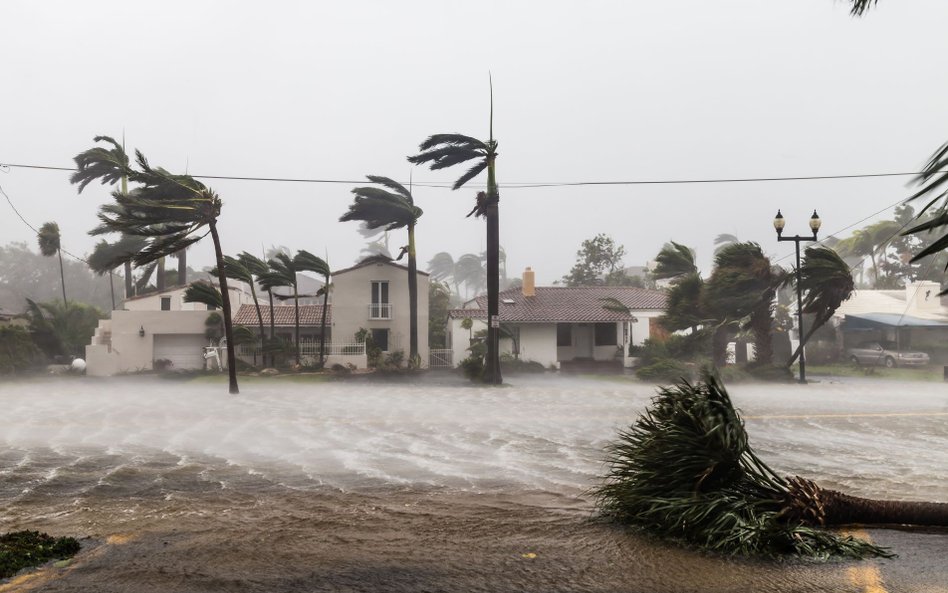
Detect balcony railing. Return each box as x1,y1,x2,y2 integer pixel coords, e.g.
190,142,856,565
368,303,393,320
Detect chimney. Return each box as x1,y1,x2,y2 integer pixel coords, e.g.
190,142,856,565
522,267,536,297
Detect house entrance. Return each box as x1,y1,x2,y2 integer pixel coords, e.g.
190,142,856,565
371,328,389,351
573,324,593,359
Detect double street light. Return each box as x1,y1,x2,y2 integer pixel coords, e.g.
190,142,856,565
774,209,821,384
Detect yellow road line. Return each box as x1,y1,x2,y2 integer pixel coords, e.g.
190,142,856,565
744,411,948,420
841,529,888,593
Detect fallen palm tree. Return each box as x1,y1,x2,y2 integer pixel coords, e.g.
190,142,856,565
594,373,948,559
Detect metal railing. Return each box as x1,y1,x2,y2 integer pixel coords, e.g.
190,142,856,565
429,349,454,369
238,341,366,357
368,303,393,320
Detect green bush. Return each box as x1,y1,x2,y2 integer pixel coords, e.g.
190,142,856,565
459,353,484,380
0,326,42,374
635,358,693,383
0,530,81,579
501,358,546,374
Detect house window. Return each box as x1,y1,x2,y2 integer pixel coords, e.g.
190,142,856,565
371,328,389,351
370,281,391,319
207,303,217,311
160,296,171,311
594,323,618,346
556,324,572,347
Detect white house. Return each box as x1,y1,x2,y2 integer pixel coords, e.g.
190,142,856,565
85,281,256,376
447,268,667,370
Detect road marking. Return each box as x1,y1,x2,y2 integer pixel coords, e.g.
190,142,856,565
744,411,948,420
841,529,888,593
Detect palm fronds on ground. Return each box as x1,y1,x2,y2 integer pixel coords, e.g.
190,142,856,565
594,373,948,558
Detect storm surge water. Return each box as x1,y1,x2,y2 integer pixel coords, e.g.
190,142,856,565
1,375,946,592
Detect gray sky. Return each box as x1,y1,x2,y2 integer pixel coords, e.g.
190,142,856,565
3,0,948,284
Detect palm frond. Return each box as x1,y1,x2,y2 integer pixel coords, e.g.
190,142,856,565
237,252,270,277
415,133,486,152
183,281,222,309
294,250,330,278
365,175,412,202
71,135,131,193
594,373,891,559
849,0,878,16
37,222,61,257
453,161,488,190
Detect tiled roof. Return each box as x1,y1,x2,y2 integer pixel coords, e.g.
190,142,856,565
448,286,666,323
333,255,430,277
233,304,330,326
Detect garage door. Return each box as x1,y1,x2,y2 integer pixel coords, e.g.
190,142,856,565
153,334,206,370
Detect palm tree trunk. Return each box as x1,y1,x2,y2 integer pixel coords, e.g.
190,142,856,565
319,274,329,368
157,257,166,292
787,477,948,527
785,314,829,368
484,158,502,385
108,271,116,311
209,221,239,394
177,250,187,286
56,249,67,305
712,325,730,368
249,283,265,369
268,289,275,367
407,223,419,366
294,288,300,366
124,261,134,299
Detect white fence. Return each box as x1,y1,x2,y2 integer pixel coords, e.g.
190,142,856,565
429,349,454,369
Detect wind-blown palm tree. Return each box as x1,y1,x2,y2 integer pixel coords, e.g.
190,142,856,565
407,82,502,383
713,233,740,256
293,250,331,368
427,252,460,297
87,234,148,306
71,135,240,394
455,253,487,298
260,253,301,365
212,256,266,367
37,222,67,305
783,247,855,367
237,252,275,366
652,241,698,282
903,144,948,295
849,0,877,15
340,176,423,364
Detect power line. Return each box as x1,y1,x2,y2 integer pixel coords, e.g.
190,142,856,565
0,183,90,264
0,161,942,188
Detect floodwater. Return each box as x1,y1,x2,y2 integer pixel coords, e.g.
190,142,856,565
1,375,946,592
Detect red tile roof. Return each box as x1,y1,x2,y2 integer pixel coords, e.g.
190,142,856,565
233,304,330,327
448,286,666,323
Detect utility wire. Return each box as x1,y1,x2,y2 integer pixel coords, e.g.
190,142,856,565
0,161,943,188
0,183,90,264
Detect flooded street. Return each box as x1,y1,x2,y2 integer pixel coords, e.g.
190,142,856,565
1,375,946,591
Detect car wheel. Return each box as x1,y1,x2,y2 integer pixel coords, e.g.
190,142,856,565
849,356,860,366
884,356,896,369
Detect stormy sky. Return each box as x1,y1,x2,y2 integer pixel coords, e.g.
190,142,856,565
2,0,947,284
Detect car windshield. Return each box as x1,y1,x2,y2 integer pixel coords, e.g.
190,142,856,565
879,341,898,350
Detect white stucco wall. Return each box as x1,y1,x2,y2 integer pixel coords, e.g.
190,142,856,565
123,282,255,312
86,309,210,375
517,324,558,367
331,262,429,364
630,312,663,346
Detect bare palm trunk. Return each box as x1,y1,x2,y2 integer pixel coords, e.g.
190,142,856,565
157,257,166,292
407,223,419,366
484,154,502,384
209,221,239,394
108,271,115,310
177,250,187,286
319,275,329,368
268,289,275,367
712,325,730,368
55,248,67,305
249,285,266,369
294,289,300,366
787,477,948,527
124,261,134,299
785,314,829,368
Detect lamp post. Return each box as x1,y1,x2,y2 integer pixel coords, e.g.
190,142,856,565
774,209,821,384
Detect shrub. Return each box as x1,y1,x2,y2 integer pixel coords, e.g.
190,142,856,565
382,349,405,369
501,358,546,374
0,326,42,374
153,358,174,372
0,531,81,579
635,358,692,383
459,353,484,380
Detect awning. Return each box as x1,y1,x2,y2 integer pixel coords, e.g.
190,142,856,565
842,313,948,331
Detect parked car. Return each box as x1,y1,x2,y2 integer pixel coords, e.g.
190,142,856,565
846,341,930,368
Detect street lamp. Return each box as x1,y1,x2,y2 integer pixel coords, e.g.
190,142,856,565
774,209,821,383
